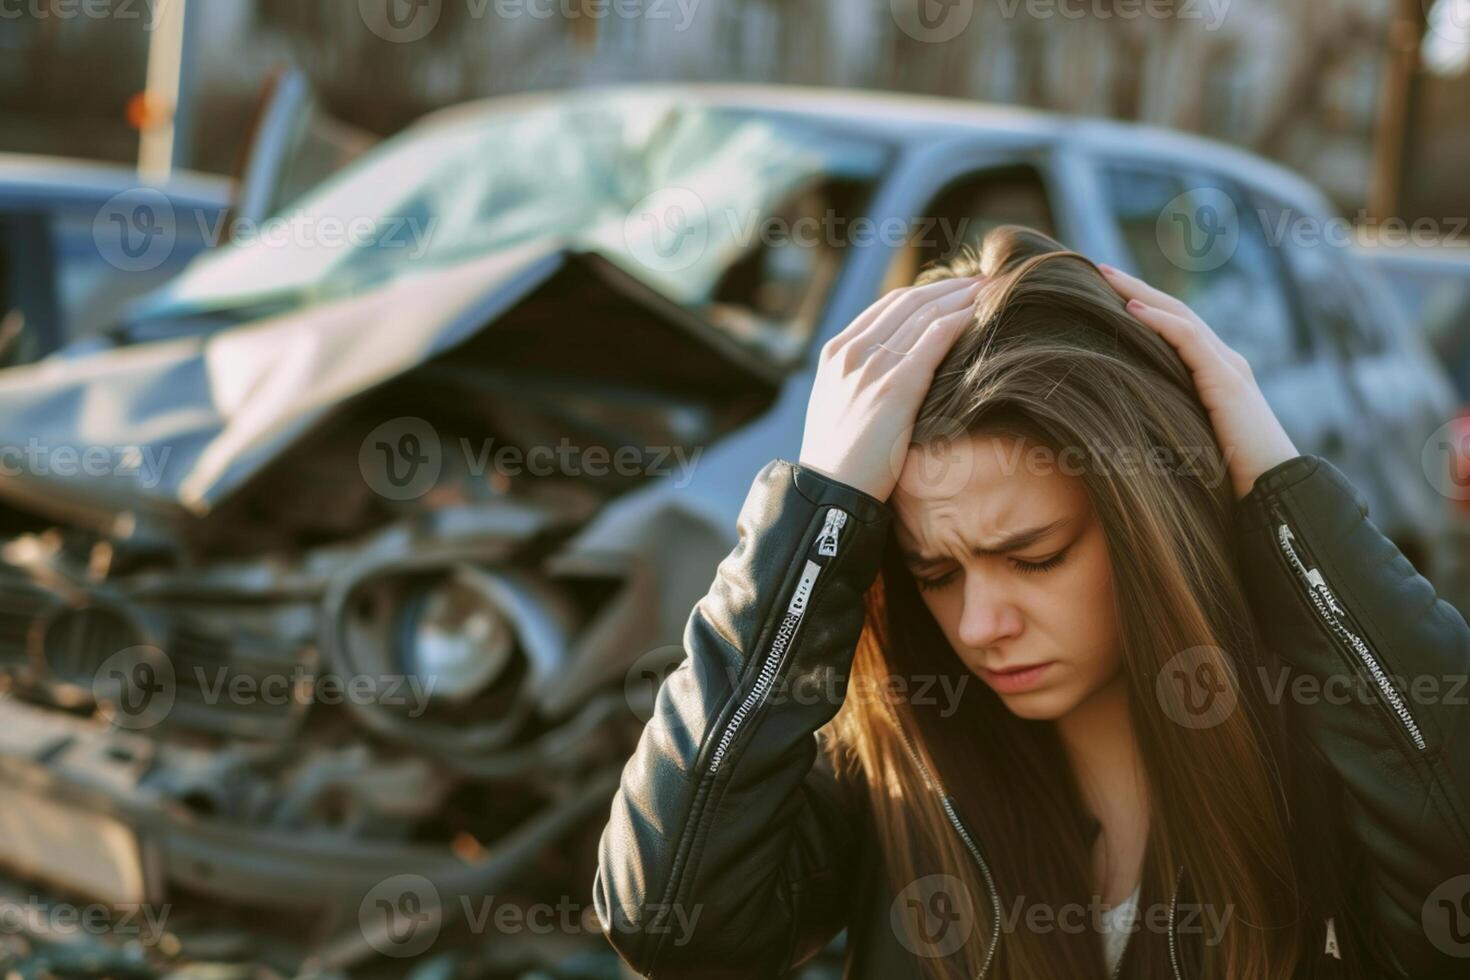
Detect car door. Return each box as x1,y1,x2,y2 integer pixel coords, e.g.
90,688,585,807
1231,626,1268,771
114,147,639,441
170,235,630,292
824,134,1074,349
0,203,60,365
1249,191,1456,566
1081,158,1397,524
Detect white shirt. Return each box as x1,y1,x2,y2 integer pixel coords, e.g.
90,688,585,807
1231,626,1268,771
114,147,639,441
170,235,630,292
1100,884,1141,974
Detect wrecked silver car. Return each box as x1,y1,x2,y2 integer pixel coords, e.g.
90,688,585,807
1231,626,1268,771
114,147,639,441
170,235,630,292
0,91,890,978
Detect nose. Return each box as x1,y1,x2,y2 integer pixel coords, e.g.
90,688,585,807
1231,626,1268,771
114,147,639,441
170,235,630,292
957,571,1023,650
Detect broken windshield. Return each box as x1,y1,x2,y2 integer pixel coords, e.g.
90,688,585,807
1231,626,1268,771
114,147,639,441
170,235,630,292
134,94,891,360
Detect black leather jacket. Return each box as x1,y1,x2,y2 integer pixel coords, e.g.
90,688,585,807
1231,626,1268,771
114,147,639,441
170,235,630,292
593,454,1470,979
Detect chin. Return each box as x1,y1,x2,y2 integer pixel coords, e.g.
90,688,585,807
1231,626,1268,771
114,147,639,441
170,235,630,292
993,686,1081,721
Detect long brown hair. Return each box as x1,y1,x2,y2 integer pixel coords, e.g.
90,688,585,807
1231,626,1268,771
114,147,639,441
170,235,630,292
826,226,1354,979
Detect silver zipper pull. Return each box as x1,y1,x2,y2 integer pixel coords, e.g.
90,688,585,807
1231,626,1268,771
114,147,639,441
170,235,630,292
814,507,848,558
1305,567,1346,617
1281,526,1347,618
786,559,822,617
1271,506,1427,752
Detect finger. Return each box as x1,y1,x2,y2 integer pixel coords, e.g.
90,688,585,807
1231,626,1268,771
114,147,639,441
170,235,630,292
859,284,977,362
853,277,981,353
1104,265,1246,362
885,287,978,354
828,286,911,352
835,277,973,352
902,306,972,369
1124,290,1243,370
1124,299,1238,381
1098,264,1197,322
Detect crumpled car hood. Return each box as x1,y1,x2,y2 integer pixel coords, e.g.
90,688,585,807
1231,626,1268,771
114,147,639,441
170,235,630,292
0,240,778,535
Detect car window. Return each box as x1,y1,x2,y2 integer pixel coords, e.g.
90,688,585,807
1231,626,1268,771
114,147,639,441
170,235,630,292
883,163,1056,292
1377,259,1470,354
1101,164,1303,373
1253,195,1388,358
0,210,59,366
49,202,213,345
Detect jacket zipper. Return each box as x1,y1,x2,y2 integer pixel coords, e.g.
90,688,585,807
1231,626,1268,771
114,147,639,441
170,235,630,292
894,721,1002,980
1166,863,1185,980
706,506,848,775
897,717,1187,980
1100,865,1184,980
1268,502,1426,751
651,504,850,972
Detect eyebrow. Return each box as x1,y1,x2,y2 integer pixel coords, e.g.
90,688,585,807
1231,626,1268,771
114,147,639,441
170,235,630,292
900,517,1072,569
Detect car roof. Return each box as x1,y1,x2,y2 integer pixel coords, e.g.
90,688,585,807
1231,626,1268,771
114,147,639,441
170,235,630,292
1359,242,1470,271
419,82,1329,210
0,153,230,206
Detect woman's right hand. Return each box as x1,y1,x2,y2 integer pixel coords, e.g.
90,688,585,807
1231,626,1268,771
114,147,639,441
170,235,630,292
798,275,983,502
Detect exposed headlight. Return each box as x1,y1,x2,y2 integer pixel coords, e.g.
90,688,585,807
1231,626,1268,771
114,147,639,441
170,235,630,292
326,560,576,758
395,572,514,705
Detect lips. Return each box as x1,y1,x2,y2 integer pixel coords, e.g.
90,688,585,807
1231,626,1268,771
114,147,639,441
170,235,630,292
978,660,1054,694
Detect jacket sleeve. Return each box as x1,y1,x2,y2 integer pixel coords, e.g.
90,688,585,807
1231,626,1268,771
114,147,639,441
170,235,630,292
592,458,893,979
1235,453,1470,977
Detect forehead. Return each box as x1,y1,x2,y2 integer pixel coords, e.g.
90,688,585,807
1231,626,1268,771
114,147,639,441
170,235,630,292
890,434,1088,545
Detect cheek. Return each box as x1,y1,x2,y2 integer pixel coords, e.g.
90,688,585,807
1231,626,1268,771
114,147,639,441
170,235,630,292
916,587,959,636
1057,546,1121,674
916,587,975,664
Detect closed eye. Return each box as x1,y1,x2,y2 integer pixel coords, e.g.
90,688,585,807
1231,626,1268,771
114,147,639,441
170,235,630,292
1012,547,1070,575
913,546,1071,591
914,567,959,592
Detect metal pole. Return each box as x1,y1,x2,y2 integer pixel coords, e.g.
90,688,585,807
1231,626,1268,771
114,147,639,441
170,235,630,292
138,0,191,181
1368,0,1425,220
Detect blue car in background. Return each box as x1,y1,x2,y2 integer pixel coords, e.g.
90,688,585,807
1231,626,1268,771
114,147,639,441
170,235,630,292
0,154,228,366
1363,243,1470,400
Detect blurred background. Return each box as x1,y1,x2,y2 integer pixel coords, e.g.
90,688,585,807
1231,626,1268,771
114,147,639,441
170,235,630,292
8,0,1470,213
1,1,1469,978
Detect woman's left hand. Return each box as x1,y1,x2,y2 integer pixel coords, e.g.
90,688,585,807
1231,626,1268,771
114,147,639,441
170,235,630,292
1097,262,1300,501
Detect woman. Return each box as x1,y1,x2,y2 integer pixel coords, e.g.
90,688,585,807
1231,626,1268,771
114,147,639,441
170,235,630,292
592,227,1470,979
